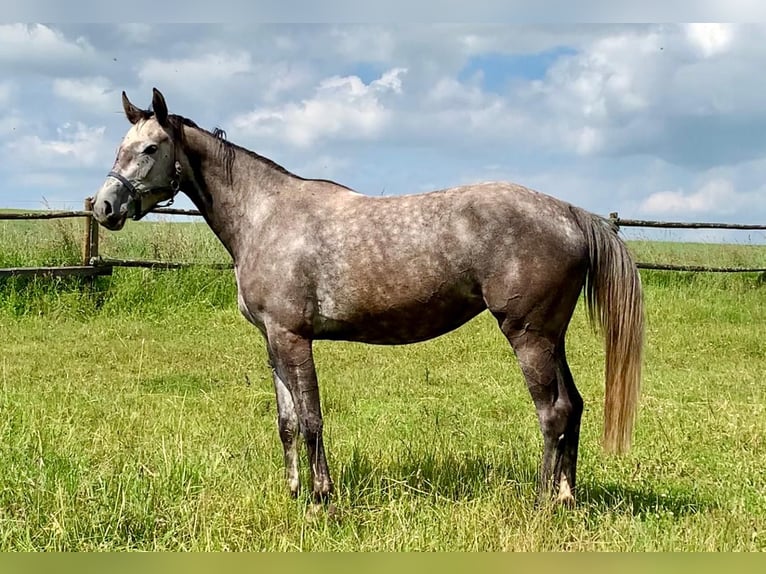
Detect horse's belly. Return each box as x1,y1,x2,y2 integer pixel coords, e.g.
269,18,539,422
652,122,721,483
313,285,487,345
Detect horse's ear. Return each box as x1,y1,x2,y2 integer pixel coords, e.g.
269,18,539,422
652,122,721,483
151,88,169,127
122,91,146,125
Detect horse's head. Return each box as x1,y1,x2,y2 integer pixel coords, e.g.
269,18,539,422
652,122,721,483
92,88,183,230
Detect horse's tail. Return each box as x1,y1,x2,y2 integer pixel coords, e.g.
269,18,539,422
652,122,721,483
571,207,644,454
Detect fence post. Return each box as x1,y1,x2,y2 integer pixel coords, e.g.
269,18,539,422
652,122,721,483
82,197,99,266
609,211,620,230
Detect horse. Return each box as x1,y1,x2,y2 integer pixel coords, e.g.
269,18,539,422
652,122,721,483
91,88,644,509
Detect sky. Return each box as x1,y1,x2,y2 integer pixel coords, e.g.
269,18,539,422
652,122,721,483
1,23,765,243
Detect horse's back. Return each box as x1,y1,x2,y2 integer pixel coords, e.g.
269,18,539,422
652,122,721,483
290,181,590,342
314,180,587,275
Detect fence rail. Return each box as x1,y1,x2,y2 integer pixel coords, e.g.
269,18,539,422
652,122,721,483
94,256,233,270
0,265,113,278
636,262,766,273
608,212,766,231
0,210,91,220
152,207,202,217
0,204,764,278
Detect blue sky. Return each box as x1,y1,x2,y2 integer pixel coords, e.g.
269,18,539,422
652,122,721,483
0,23,764,243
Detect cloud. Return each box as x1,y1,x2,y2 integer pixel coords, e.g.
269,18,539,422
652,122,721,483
684,23,734,58
5,122,110,170
326,26,397,62
52,76,116,113
232,68,407,147
639,178,751,216
485,23,766,171
138,51,252,85
511,28,669,156
117,23,155,44
392,76,529,149
0,24,96,72
216,23,766,193
0,81,13,105
132,50,314,116
0,114,23,138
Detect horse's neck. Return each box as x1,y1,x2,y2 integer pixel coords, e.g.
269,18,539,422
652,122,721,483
181,127,288,261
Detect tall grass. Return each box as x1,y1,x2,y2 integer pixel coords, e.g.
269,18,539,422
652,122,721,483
0,218,233,319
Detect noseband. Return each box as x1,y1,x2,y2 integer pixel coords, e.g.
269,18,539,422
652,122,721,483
107,157,182,220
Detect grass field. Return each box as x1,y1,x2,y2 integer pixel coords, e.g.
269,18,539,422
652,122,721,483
0,216,765,550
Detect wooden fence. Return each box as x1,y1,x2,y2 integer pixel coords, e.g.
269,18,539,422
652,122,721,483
607,212,766,273
0,202,765,279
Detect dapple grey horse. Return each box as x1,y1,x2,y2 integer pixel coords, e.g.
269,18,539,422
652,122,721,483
91,88,644,508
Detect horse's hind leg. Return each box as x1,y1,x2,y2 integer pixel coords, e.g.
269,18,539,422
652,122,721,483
504,327,583,505
552,340,583,503
268,346,301,497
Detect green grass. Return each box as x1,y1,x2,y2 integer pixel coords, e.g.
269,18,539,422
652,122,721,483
0,217,765,550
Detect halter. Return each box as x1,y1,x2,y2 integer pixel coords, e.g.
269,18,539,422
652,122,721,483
106,158,182,220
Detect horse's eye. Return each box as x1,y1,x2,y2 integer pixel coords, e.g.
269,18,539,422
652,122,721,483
143,144,158,155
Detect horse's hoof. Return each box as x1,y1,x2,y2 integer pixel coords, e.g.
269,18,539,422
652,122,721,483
555,475,576,508
305,502,341,523
326,503,340,520
305,503,322,523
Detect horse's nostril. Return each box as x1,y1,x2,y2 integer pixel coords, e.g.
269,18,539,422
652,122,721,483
103,201,112,216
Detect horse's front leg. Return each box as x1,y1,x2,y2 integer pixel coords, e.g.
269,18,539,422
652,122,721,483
267,326,334,504
267,346,301,497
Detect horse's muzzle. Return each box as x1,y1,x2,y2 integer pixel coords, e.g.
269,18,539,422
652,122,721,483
92,197,128,230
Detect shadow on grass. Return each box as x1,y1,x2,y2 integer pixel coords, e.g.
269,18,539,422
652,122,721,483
333,447,714,517
577,480,716,517
335,446,537,503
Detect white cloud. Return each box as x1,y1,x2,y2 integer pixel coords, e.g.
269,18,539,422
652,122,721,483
0,114,23,138
515,28,666,156
0,81,13,106
639,179,750,216
133,51,313,112
314,24,618,81
457,25,628,56
426,77,486,107
327,26,396,62
5,122,110,170
408,78,527,147
0,24,95,67
257,63,314,104
684,23,734,58
486,24,766,168
232,68,407,147
117,23,154,44
52,76,115,112
138,51,253,88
